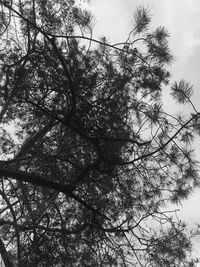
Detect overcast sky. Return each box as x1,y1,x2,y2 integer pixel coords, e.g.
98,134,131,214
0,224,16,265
86,0,200,262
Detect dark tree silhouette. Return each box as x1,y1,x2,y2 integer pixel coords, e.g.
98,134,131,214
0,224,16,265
0,0,199,266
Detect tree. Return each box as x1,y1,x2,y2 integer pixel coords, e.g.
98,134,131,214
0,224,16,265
0,0,199,266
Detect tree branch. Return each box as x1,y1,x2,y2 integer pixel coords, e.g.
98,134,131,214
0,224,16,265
0,168,110,220
122,113,200,165
0,237,13,267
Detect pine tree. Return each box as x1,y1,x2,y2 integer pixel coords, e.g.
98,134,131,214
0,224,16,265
0,1,199,266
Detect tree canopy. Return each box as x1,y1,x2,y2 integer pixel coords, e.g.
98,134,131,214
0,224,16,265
0,0,199,266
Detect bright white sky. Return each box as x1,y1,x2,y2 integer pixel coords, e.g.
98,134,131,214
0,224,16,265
85,0,200,262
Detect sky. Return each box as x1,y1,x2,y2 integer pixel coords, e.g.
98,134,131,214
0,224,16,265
85,0,200,262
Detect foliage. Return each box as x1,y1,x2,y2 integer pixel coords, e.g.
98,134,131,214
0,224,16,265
171,79,193,104
0,0,199,266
